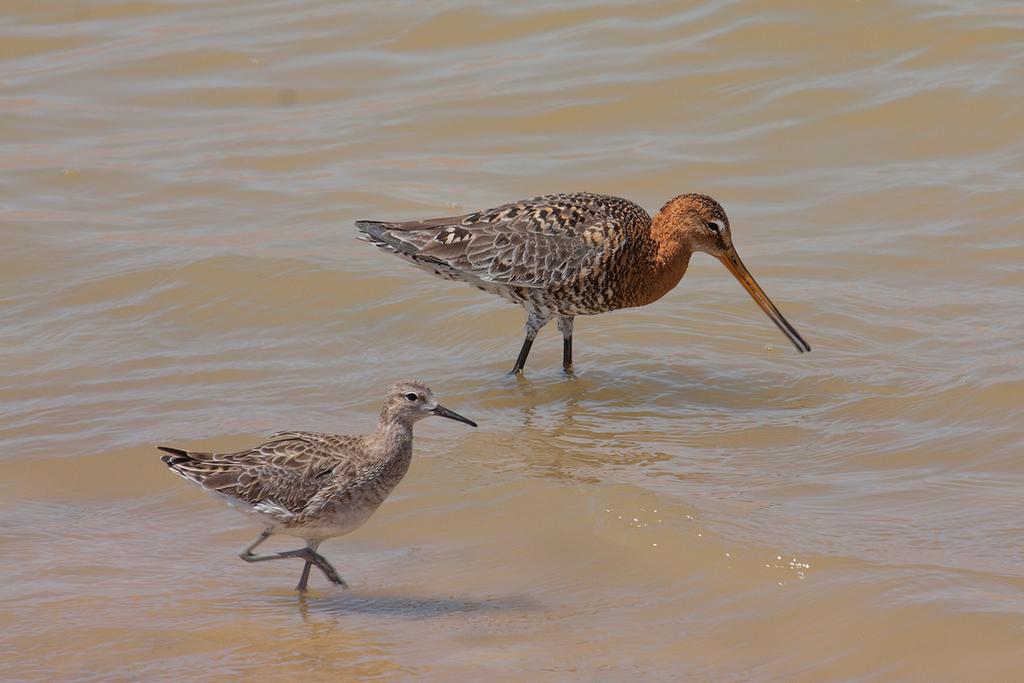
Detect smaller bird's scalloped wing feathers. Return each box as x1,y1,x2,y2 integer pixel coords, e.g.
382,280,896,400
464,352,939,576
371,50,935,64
157,433,365,520
356,193,650,288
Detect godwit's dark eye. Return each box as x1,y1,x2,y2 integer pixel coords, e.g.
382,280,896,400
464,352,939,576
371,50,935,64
404,393,418,401
706,221,721,233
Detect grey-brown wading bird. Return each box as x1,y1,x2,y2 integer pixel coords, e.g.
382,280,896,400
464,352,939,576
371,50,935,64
158,381,476,592
357,192,810,375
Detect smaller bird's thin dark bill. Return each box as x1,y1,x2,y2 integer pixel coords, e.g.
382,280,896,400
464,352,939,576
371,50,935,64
432,404,478,427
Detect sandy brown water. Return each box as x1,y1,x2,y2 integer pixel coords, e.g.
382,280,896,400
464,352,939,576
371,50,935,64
3,1,1023,680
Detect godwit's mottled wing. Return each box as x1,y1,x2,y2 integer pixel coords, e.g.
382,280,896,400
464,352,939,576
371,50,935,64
356,192,650,287
158,432,364,522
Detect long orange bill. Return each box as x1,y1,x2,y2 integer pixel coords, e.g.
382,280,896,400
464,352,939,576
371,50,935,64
717,250,811,353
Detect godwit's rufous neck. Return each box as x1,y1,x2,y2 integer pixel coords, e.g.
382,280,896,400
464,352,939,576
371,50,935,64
640,208,695,306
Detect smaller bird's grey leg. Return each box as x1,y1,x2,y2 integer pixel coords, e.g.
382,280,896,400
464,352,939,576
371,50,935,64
510,310,550,374
245,547,346,590
240,532,347,591
296,561,313,592
557,316,575,376
295,540,318,592
240,528,274,557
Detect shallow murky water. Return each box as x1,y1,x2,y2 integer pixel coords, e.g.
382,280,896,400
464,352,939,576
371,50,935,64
3,1,1023,680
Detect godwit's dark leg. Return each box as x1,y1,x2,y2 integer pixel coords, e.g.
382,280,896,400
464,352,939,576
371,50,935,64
557,316,575,375
239,532,347,590
510,309,551,374
511,337,534,374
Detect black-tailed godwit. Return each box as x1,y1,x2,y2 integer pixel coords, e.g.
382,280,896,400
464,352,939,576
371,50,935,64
357,193,810,374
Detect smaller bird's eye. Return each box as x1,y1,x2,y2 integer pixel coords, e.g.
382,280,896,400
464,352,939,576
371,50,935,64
404,393,418,401
706,221,721,233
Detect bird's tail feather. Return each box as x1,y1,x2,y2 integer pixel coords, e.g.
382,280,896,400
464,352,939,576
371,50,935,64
355,220,422,257
157,445,192,467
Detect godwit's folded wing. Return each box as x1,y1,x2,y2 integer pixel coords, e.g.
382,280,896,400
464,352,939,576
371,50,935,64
356,192,650,288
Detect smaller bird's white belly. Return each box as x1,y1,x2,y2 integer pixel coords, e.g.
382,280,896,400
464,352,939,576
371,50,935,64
213,491,384,542
282,504,380,542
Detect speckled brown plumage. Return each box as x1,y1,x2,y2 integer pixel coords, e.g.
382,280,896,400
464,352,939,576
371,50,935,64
159,380,476,591
357,192,809,374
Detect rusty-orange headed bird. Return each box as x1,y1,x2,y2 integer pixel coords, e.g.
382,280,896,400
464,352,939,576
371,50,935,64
357,192,810,375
